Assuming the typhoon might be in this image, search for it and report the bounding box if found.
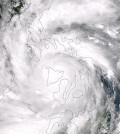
[0,0,120,134]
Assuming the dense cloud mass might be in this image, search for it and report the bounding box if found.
[0,0,120,134]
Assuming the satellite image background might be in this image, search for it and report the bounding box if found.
[0,0,120,134]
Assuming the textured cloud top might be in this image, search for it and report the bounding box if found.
[0,0,120,134]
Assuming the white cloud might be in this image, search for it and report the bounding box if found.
[40,0,117,28]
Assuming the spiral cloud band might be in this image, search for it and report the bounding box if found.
[0,0,120,134]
